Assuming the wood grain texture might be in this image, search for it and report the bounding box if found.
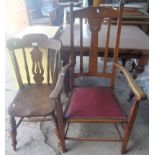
[7,34,62,151]
[48,2,147,153]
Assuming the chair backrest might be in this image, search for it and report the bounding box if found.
[70,0,124,87]
[7,34,62,89]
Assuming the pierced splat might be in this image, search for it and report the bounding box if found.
[88,18,103,73]
[30,47,44,84]
[7,35,62,151]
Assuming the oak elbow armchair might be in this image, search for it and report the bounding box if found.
[50,1,147,154]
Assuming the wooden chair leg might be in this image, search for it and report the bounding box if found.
[121,126,130,154]
[56,99,66,153]
[10,116,17,151]
[51,113,61,147]
[58,121,66,153]
[121,100,139,154]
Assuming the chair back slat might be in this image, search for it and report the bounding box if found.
[7,34,62,88]
[113,5,124,64]
[70,5,75,63]
[88,18,102,73]
[111,4,124,87]
[30,46,44,84]
[22,48,30,84]
[51,50,62,89]
[49,50,56,87]
[47,49,50,85]
[103,17,111,73]
[80,18,83,73]
[70,2,124,86]
[10,50,23,88]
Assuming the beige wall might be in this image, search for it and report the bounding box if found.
[5,0,29,37]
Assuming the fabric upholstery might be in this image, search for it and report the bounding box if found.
[65,87,126,119]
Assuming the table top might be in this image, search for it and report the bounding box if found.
[16,25,61,39]
[60,24,149,54]
[58,1,82,7]
[101,3,146,9]
[15,24,149,55]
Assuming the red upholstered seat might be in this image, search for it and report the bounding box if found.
[64,87,126,119]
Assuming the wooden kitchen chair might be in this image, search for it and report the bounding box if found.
[7,34,62,151]
[50,1,146,154]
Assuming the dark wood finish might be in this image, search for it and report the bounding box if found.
[61,5,149,70]
[60,24,149,68]
[62,4,149,34]
[10,116,17,151]
[7,34,62,150]
[50,1,147,154]
[121,98,140,153]
[115,7,149,34]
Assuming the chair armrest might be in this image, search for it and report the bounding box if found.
[50,63,74,99]
[114,63,147,101]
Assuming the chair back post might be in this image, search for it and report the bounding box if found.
[70,3,75,64]
[113,0,124,63]
[70,3,76,89]
[111,0,124,88]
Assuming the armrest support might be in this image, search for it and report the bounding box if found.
[114,63,147,101]
[50,63,74,99]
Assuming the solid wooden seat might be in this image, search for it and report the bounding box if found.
[8,84,53,117]
[6,34,62,151]
[65,87,126,120]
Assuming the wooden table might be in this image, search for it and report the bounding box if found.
[60,4,149,34]
[15,24,149,67]
[59,24,149,66]
[16,25,61,38]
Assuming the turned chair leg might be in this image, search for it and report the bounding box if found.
[57,111,65,153]
[58,122,65,153]
[56,100,66,153]
[51,113,62,148]
[10,116,17,151]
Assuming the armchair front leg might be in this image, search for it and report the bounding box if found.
[114,63,147,153]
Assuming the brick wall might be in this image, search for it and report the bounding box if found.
[5,0,29,37]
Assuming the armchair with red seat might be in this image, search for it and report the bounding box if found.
[50,1,146,154]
